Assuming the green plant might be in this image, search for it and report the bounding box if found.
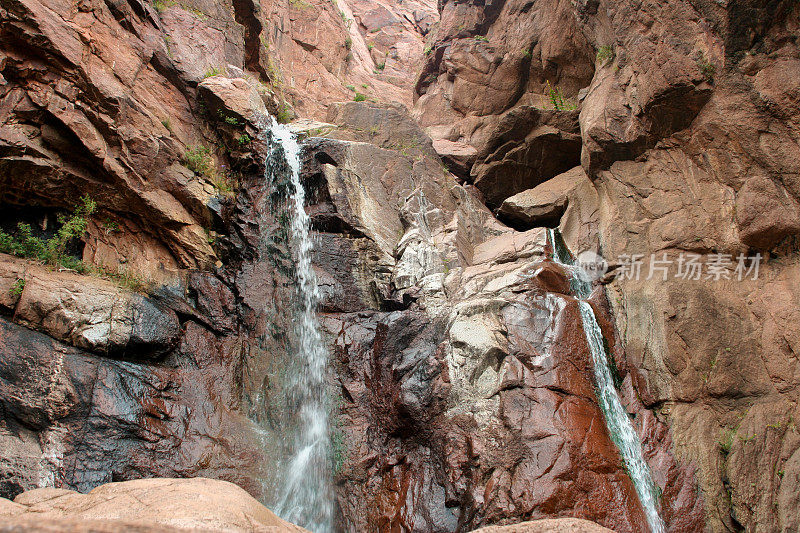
[182,145,214,176]
[368,43,374,51]
[203,66,224,79]
[345,84,355,91]
[596,45,614,63]
[361,83,368,88]
[101,218,120,234]
[236,133,252,146]
[423,45,431,55]
[697,55,716,82]
[276,103,293,124]
[344,37,352,50]
[376,61,385,70]
[223,115,241,126]
[545,80,577,111]
[353,92,366,102]
[521,48,532,59]
[0,196,96,270]
[210,172,235,195]
[152,0,176,13]
[719,428,735,454]
[92,265,151,293]
[288,0,311,8]
[474,35,488,42]
[161,118,172,132]
[10,278,25,296]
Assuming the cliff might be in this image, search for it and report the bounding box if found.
[0,0,798,532]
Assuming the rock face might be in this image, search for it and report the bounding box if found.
[470,519,615,533]
[0,477,307,532]
[410,0,800,531]
[0,0,798,533]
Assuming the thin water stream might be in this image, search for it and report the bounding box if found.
[548,229,665,533]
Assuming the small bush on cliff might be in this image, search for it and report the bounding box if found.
[276,103,294,124]
[10,278,25,296]
[697,54,716,82]
[183,145,214,176]
[0,196,96,270]
[545,80,577,111]
[596,45,614,63]
[152,0,176,13]
[353,92,366,102]
[203,66,224,79]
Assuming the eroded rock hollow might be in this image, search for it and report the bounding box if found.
[1,0,799,532]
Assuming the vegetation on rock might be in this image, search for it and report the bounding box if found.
[0,195,96,271]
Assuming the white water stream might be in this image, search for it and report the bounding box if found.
[264,119,333,532]
[548,229,665,533]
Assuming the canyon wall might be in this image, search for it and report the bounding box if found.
[1,0,798,532]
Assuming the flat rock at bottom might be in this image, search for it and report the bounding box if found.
[470,518,615,532]
[0,478,307,533]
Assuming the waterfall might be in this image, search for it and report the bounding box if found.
[548,229,665,533]
[262,118,333,532]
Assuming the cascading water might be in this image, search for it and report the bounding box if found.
[547,229,665,533]
[262,118,333,532]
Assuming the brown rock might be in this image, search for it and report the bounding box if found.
[198,76,269,126]
[1,478,306,532]
[498,167,586,230]
[470,518,615,532]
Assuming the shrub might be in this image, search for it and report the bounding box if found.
[152,0,176,13]
[697,55,716,82]
[182,145,214,176]
[203,66,224,79]
[376,61,385,70]
[276,103,293,124]
[236,133,252,146]
[423,46,432,55]
[344,37,352,50]
[353,92,366,102]
[596,45,614,63]
[474,35,488,42]
[368,43,374,51]
[0,195,96,270]
[10,278,25,296]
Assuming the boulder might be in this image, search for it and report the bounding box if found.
[498,167,586,230]
[2,255,180,359]
[0,478,307,532]
[198,76,269,126]
[470,518,615,532]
